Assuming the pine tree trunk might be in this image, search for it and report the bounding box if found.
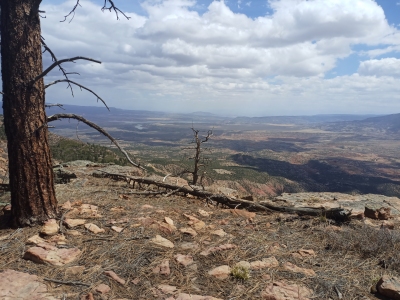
[1,0,58,226]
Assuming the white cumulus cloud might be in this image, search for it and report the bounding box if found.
[358,58,400,77]
[39,0,400,115]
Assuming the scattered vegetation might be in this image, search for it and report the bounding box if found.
[231,265,250,281]
[324,224,400,269]
[49,138,128,165]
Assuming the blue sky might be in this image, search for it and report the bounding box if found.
[39,0,400,116]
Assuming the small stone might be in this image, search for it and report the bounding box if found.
[27,235,46,245]
[365,205,391,220]
[65,266,85,276]
[40,219,59,236]
[262,274,271,280]
[175,254,194,267]
[155,222,176,235]
[64,218,86,228]
[292,249,315,259]
[24,243,81,266]
[78,204,101,217]
[165,217,174,225]
[104,270,125,285]
[325,225,342,232]
[180,227,198,237]
[381,221,395,230]
[141,204,154,209]
[132,278,140,285]
[111,226,124,233]
[151,235,174,248]
[84,223,105,234]
[157,284,177,295]
[193,220,206,231]
[94,283,111,294]
[48,234,67,245]
[210,229,227,237]
[184,214,206,230]
[198,209,211,217]
[66,230,82,236]
[250,257,279,270]
[153,260,170,275]
[283,262,316,277]
[61,201,72,210]
[111,206,125,211]
[179,242,199,250]
[65,208,79,217]
[377,275,400,300]
[208,265,231,280]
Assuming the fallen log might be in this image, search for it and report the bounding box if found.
[97,170,352,221]
[97,170,274,212]
[259,201,351,221]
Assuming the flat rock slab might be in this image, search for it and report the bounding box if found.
[24,243,81,266]
[84,223,105,234]
[0,269,57,300]
[208,265,231,280]
[153,259,171,275]
[175,294,223,300]
[151,235,174,248]
[64,218,86,228]
[272,192,400,216]
[377,275,400,300]
[261,281,313,300]
[40,219,59,236]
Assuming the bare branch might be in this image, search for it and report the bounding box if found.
[62,0,130,22]
[43,278,90,287]
[61,0,81,23]
[41,37,76,95]
[45,79,110,111]
[0,92,4,95]
[101,0,131,20]
[32,56,101,84]
[47,114,145,170]
[45,103,65,110]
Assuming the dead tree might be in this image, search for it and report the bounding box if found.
[179,127,213,186]
[0,0,138,226]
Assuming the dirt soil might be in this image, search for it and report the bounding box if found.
[0,165,399,300]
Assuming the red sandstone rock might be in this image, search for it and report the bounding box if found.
[24,243,81,266]
[261,281,313,300]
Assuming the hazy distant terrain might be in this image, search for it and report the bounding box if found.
[47,105,400,197]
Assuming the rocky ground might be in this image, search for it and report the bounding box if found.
[1,163,400,299]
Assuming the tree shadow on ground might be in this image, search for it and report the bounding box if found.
[231,154,400,196]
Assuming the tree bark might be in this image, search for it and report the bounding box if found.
[1,0,58,226]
